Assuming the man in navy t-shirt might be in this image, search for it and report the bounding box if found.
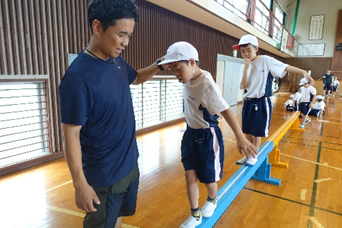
[59,1,165,227]
[321,69,334,96]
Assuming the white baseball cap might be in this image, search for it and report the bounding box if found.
[316,95,323,100]
[158,41,199,65]
[289,94,294,98]
[299,78,308,85]
[232,34,259,50]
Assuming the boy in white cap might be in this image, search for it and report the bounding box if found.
[298,77,317,128]
[158,41,258,228]
[284,94,295,111]
[308,95,325,117]
[232,34,314,165]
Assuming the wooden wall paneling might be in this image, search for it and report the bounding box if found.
[332,9,342,79]
[0,1,7,74]
[285,57,332,80]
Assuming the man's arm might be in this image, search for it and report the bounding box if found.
[220,109,258,158]
[132,57,165,85]
[62,123,100,212]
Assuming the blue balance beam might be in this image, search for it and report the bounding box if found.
[197,140,280,228]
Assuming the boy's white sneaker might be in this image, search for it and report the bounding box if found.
[201,199,218,217]
[300,124,305,129]
[180,214,202,228]
[236,156,247,165]
[245,156,258,166]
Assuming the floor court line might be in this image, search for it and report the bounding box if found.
[309,216,325,228]
[300,189,307,200]
[280,153,342,171]
[46,180,73,192]
[315,178,332,183]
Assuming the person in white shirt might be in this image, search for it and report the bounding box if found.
[332,77,340,97]
[158,41,258,228]
[284,95,295,111]
[298,78,316,128]
[293,90,302,111]
[231,34,314,166]
[308,95,325,117]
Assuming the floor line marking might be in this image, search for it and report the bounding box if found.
[315,178,332,183]
[280,153,342,171]
[300,189,307,200]
[223,138,237,143]
[317,120,331,123]
[46,180,73,192]
[48,205,85,217]
[309,217,325,228]
[48,206,140,228]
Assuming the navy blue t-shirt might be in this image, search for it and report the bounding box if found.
[59,52,138,187]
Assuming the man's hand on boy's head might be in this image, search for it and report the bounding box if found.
[163,63,169,70]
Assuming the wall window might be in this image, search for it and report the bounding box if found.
[0,80,51,168]
[216,0,249,20]
[130,77,183,130]
[255,0,271,35]
[273,5,285,43]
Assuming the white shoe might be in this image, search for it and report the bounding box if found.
[236,156,247,165]
[245,156,258,166]
[300,124,305,129]
[180,214,202,228]
[201,199,217,217]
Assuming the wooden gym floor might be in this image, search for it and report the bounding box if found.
[1,92,341,228]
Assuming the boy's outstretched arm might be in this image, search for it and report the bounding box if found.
[220,109,258,158]
[286,66,315,86]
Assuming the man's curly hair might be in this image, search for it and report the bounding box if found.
[88,0,139,34]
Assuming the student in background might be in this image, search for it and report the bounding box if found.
[284,94,295,111]
[308,95,325,118]
[332,76,340,97]
[293,89,302,111]
[298,78,317,128]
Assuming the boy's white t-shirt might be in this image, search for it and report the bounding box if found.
[183,70,229,129]
[284,99,294,106]
[239,55,288,98]
[293,92,302,103]
[313,101,325,110]
[300,85,316,102]
[333,80,339,87]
